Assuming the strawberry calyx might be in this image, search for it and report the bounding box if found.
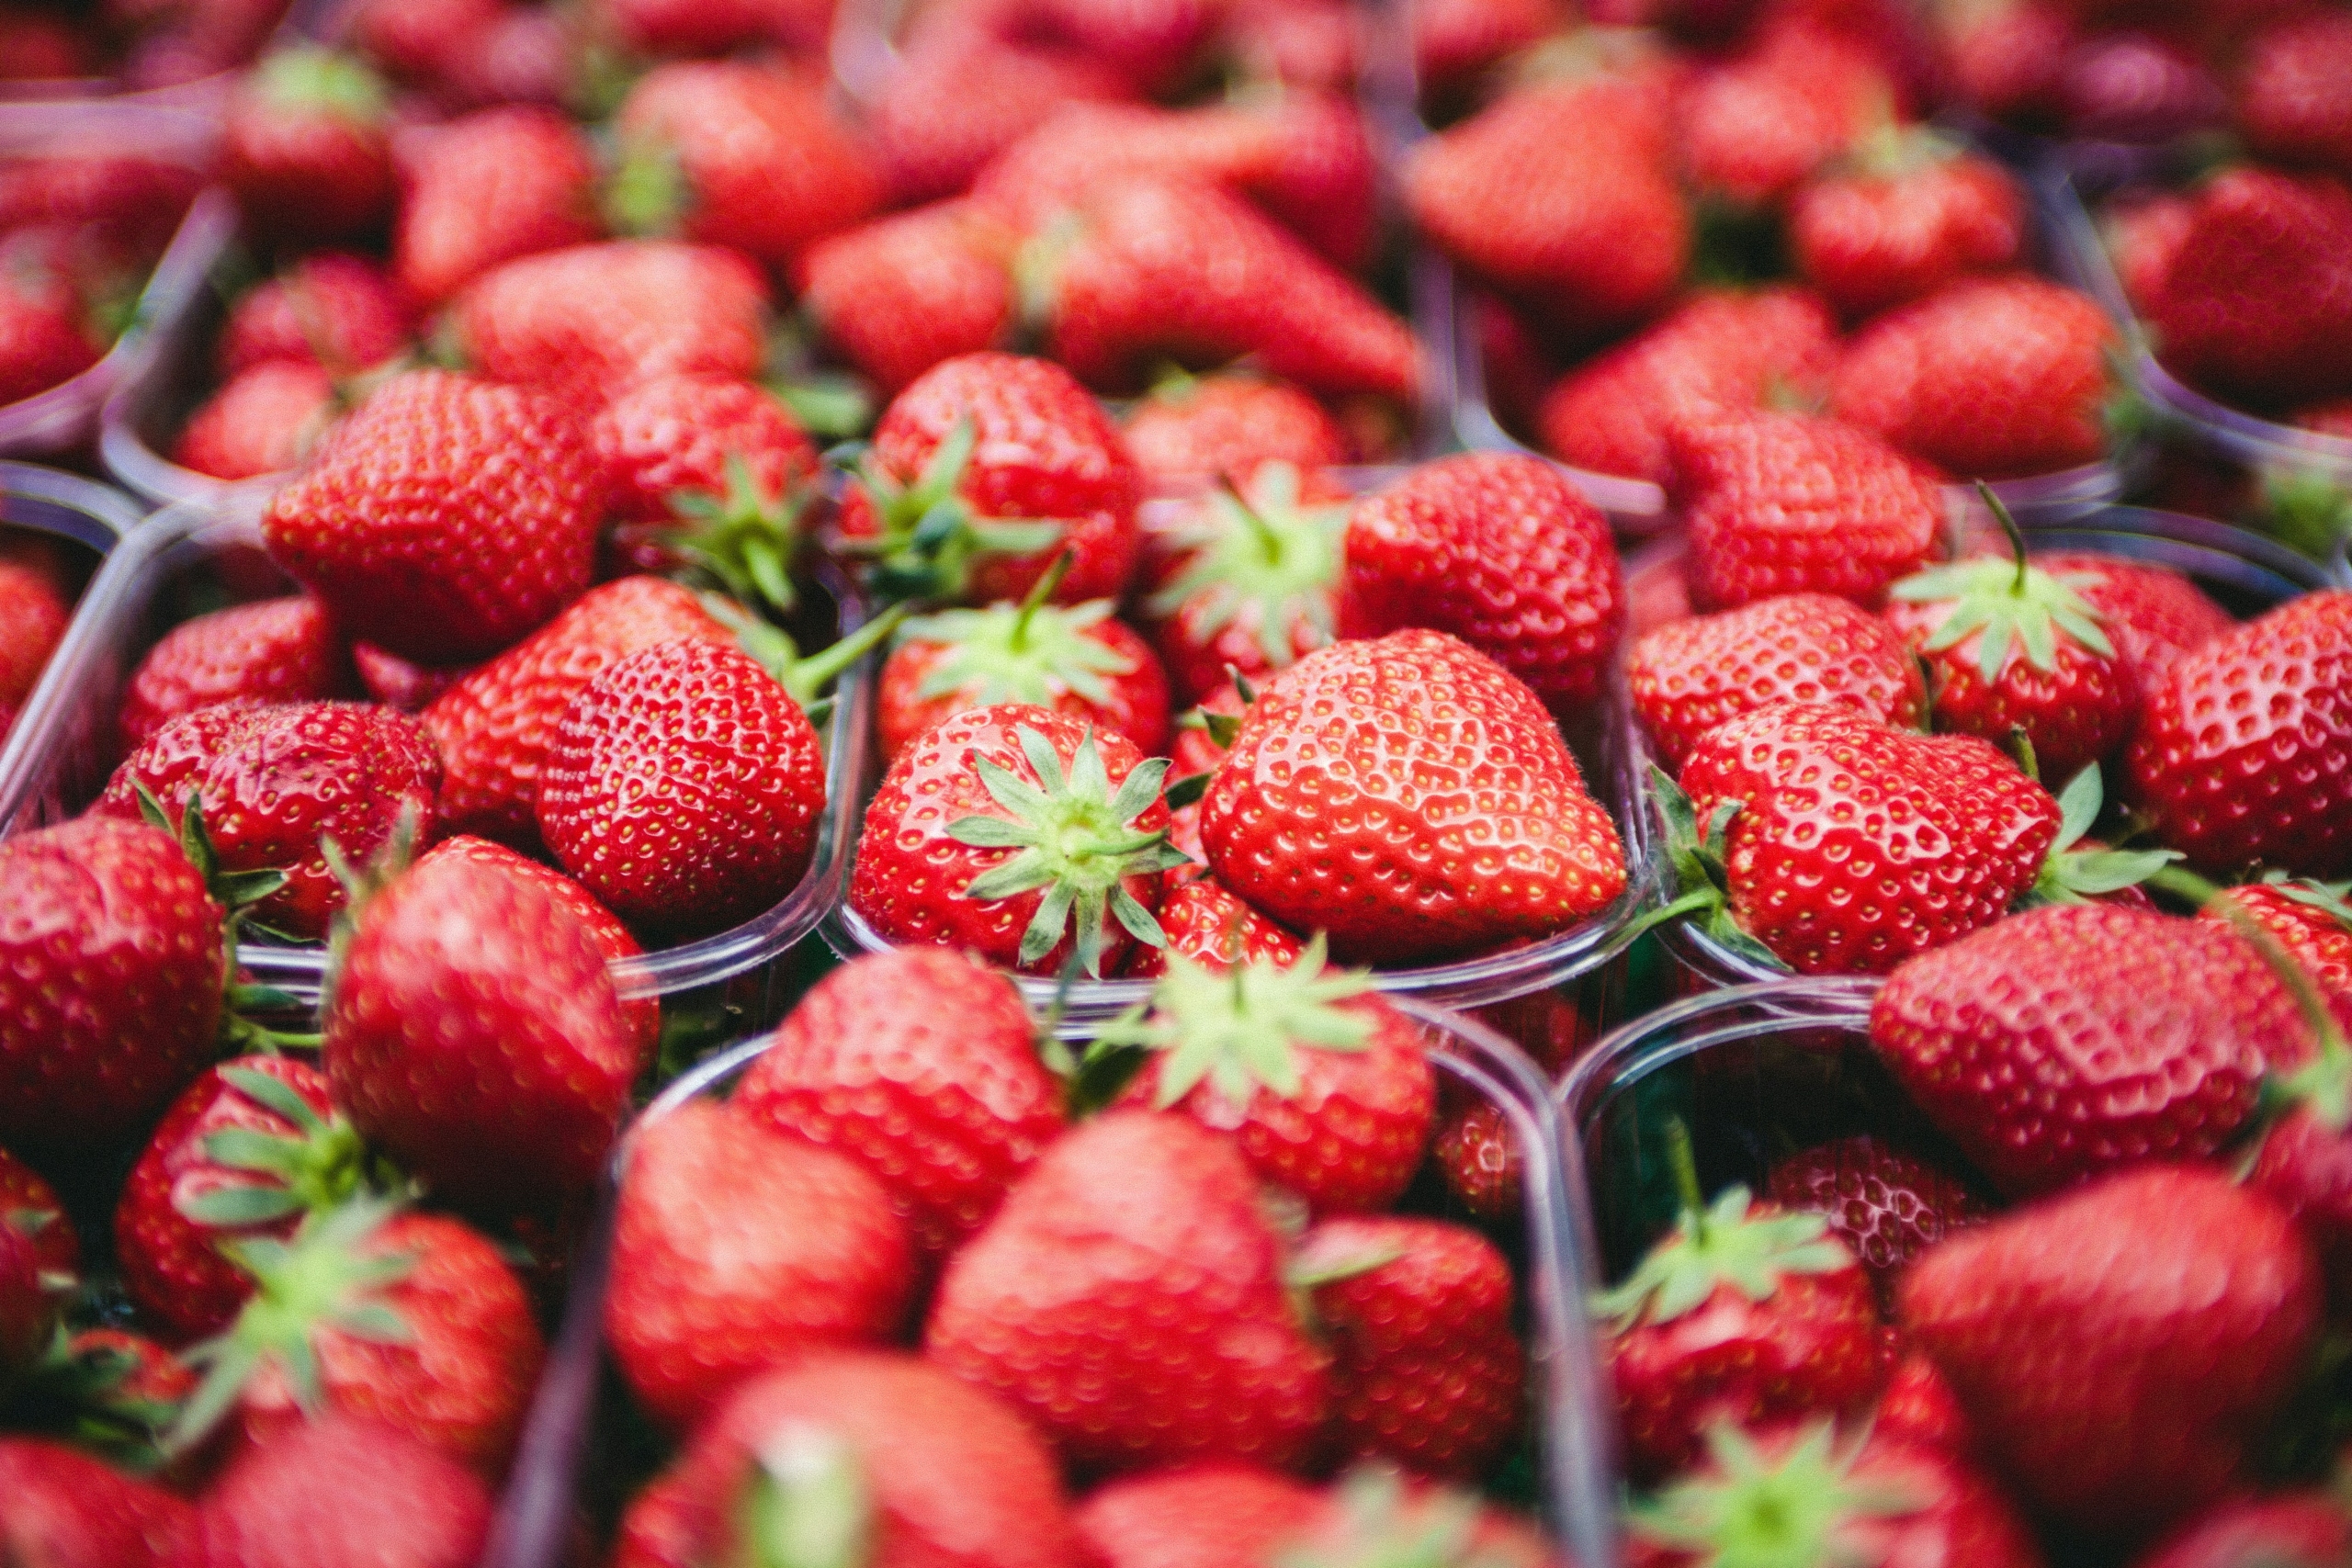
[946,726,1189,976]
[250,46,390,124]
[731,1420,873,1568]
[2027,764,2179,906]
[1143,462,1347,671]
[2256,464,2352,563]
[1888,484,2114,684]
[1631,766,1790,974]
[1167,669,1257,811]
[2264,871,2352,934]
[833,420,1067,604]
[1096,936,1374,1111]
[1273,1465,1515,1568]
[898,550,1141,710]
[698,592,913,714]
[7,1329,187,1473]
[642,450,811,616]
[604,131,690,240]
[173,1066,384,1234]
[1626,1421,1931,1565]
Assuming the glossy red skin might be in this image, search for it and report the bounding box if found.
[0,1437,192,1566]
[1169,678,1246,784]
[1792,153,2025,318]
[2205,882,2352,1018]
[1535,288,1838,485]
[1671,412,1944,614]
[796,202,1014,398]
[217,254,408,379]
[1122,375,1349,487]
[1076,1464,1323,1568]
[604,1103,912,1429]
[2250,1104,2352,1313]
[926,1111,1331,1474]
[615,62,881,273]
[2032,549,2232,694]
[2141,168,2352,407]
[1876,1348,1975,1455]
[1124,876,1304,977]
[1900,1166,2323,1536]
[116,597,356,754]
[391,106,597,307]
[1676,17,1887,206]
[115,1058,337,1346]
[173,361,336,483]
[0,156,198,248]
[261,369,603,664]
[971,99,1284,237]
[839,352,1144,606]
[0,558,67,709]
[1342,454,1624,712]
[2239,14,2352,180]
[181,1416,492,1568]
[0,818,223,1156]
[866,29,1122,206]
[0,268,96,408]
[1202,629,1627,964]
[1766,1136,1991,1304]
[2134,1490,2352,1568]
[731,948,1065,1263]
[1302,1215,1523,1480]
[0,1144,74,1278]
[1629,592,1924,770]
[849,703,1170,976]
[1236,93,1378,271]
[96,701,441,942]
[1951,2,2071,127]
[878,613,1170,761]
[424,575,730,846]
[323,850,637,1214]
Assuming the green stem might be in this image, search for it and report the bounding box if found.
[2151,866,2348,1055]
[1216,473,1284,566]
[1009,550,1074,655]
[783,602,915,708]
[1973,479,2030,597]
[1621,886,1724,943]
[1666,1118,1706,1246]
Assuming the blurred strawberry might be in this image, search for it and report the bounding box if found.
[0,251,100,406]
[1124,371,1349,487]
[1077,1464,1323,1568]
[1950,2,2073,130]
[0,557,67,712]
[1140,462,1349,705]
[1677,17,1890,206]
[2240,13,2352,178]
[1790,134,2025,318]
[392,106,597,308]
[178,1416,492,1568]
[1765,1136,1990,1305]
[0,1438,192,1566]
[173,360,336,482]
[607,0,834,54]
[866,28,1121,206]
[218,254,408,380]
[797,202,1014,397]
[2060,30,2227,145]
[2134,1491,2352,1568]
[222,48,394,246]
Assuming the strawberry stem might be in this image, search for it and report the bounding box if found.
[1973,480,2030,597]
[1666,1118,1706,1244]
[1010,550,1075,655]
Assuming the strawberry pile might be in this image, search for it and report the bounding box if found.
[0,519,84,746]
[0,0,291,92]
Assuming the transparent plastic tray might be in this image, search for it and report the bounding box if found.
[0,460,139,796]
[481,997,1623,1568]
[0,489,874,1027]
[98,196,250,511]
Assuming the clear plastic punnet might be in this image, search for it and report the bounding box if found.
[480,997,1624,1568]
[96,200,245,511]
[0,461,140,809]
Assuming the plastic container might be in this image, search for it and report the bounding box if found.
[98,200,254,511]
[0,488,876,1034]
[480,997,1623,1568]
[0,460,140,789]
[0,0,330,110]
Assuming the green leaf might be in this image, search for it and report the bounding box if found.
[175,1185,304,1227]
[944,815,1040,850]
[219,1066,326,1134]
[1165,771,1210,811]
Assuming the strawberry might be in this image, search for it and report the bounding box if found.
[971,99,1285,238]
[1626,1421,2042,1568]
[838,351,1144,606]
[345,0,499,83]
[535,637,829,940]
[350,643,468,713]
[1789,136,2025,318]
[0,1220,51,1393]
[262,368,601,664]
[1125,875,1306,976]
[1037,179,1421,402]
[2239,13,2352,178]
[0,556,68,710]
[1670,412,1943,614]
[2134,1491,2352,1568]
[1533,288,1838,486]
[604,1101,912,1428]
[847,704,1183,977]
[926,1110,1332,1473]
[1202,629,1627,963]
[0,255,100,405]
[1873,1349,1974,1456]
[172,1201,544,1477]
[866,31,1121,206]
[609,62,882,275]
[117,597,355,756]
[1283,1469,1561,1566]
[221,50,395,247]
[1657,703,2061,975]
[1677,17,1891,206]
[1764,1136,1990,1304]
[989,0,1223,95]
[1951,2,2072,130]
[0,1143,75,1278]
[606,0,832,55]
[1433,1096,1521,1223]
[1107,942,1436,1213]
[217,254,408,380]
[1595,1179,1882,1479]
[322,840,639,1213]
[2033,548,2233,693]
[1122,372,1350,487]
[1294,1216,1523,1480]
[731,948,1063,1262]
[0,1438,191,1566]
[114,1059,372,1345]
[1900,1165,2322,1535]
[796,201,1015,398]
[172,361,337,483]
[390,106,596,308]
[2127,589,2352,877]
[96,702,440,942]
[30,1327,198,1470]
[2055,32,2230,146]
[1341,453,1625,713]
[176,1416,492,1568]
[1076,1464,1324,1568]
[1413,0,1562,101]
[2211,878,2352,1015]
[0,817,223,1156]
[1627,592,1925,770]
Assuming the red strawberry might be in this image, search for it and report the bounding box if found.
[1660,704,2061,975]
[603,1101,912,1428]
[2032,549,2233,693]
[2210,878,2352,1015]
[1534,288,1838,486]
[1283,1470,1561,1566]
[2134,1490,2352,1568]
[2239,13,2352,179]
[865,31,1121,206]
[609,62,881,275]
[172,362,338,483]
[1109,942,1436,1214]
[350,643,468,714]
[989,0,1222,95]
[1677,17,1890,206]
[222,50,394,247]
[1900,1165,2322,1535]
[1672,412,1943,614]
[2128,589,2352,877]
[0,1438,192,1566]
[0,1220,51,1393]
[1202,629,1627,963]
[0,556,68,710]
[177,1416,492,1568]
[1295,1216,1523,1480]
[1122,372,1350,487]
[117,597,356,755]
[96,702,440,942]
[731,947,1064,1263]
[1873,1349,1974,1456]
[0,255,99,405]
[796,201,1015,398]
[607,0,832,55]
[926,1110,1332,1473]
[1414,0,1562,101]
[1125,875,1306,976]
[0,1144,74,1278]
[1765,1136,1990,1304]
[262,368,601,664]
[1432,1096,1521,1223]
[1951,2,2072,130]
[1342,453,1625,713]
[217,254,408,380]
[1076,1463,1324,1568]
[345,0,499,83]
[391,106,596,308]
[847,704,1182,977]
[1627,592,1925,770]
[971,98,1282,240]
[322,842,638,1213]
[1790,137,2025,318]
[839,351,1144,606]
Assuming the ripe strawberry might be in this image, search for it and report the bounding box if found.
[991,0,1223,95]
[1125,875,1306,976]
[2033,548,2233,693]
[1076,1464,1324,1568]
[604,1101,912,1428]
[1790,138,2025,318]
[1533,288,1839,486]
[1295,1216,1523,1480]
[1038,179,1420,402]
[0,255,99,405]
[2210,878,2352,1015]
[0,1221,51,1393]
[1677,17,1890,206]
[0,1143,75,1278]
[178,1416,492,1568]
[609,62,881,275]
[261,368,602,664]
[1414,0,1562,101]
[866,30,1121,206]
[1122,372,1350,487]
[350,643,467,713]
[117,597,356,755]
[1342,453,1625,713]
[1596,1181,1882,1480]
[390,106,596,308]
[345,0,499,84]
[926,1110,1331,1473]
[114,1059,371,1345]
[1951,2,2072,130]
[1627,592,1925,770]
[0,1438,192,1566]
[0,557,68,710]
[848,705,1182,977]
[172,361,338,483]
[222,50,395,247]
[1108,942,1436,1213]
[322,842,639,1213]
[96,702,440,942]
[974,97,1282,232]
[174,1202,544,1476]
[607,0,832,55]
[1670,412,1943,614]
[2134,1490,2352,1568]
[796,201,1015,397]
[1900,1165,2322,1535]
[1433,1096,1521,1223]
[1765,1136,1990,1304]
[2056,31,2232,146]
[1660,704,2061,975]
[2239,13,2352,178]
[1874,1349,1973,1456]
[2127,590,2352,877]
[1283,1469,1560,1566]
[28,1327,198,1472]
[218,253,408,380]
[838,351,1144,606]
